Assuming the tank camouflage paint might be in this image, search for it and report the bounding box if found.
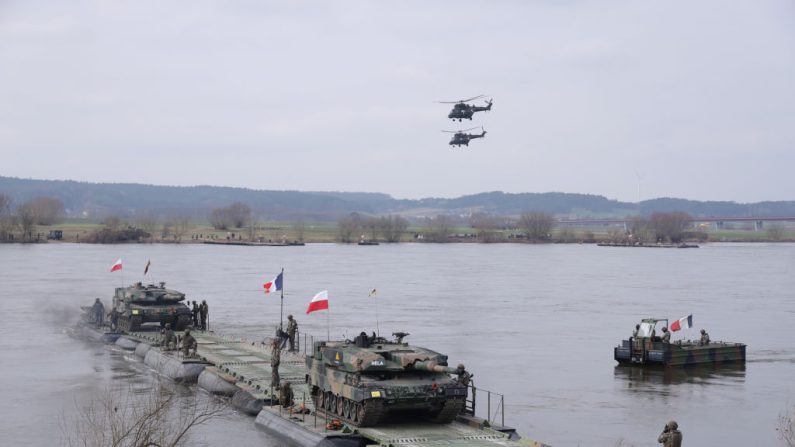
[615,318,746,366]
[111,282,192,332]
[306,333,468,427]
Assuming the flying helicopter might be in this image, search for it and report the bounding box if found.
[443,127,487,147]
[438,95,493,121]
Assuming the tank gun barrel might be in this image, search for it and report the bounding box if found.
[412,360,458,374]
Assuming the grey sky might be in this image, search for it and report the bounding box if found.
[1,1,793,202]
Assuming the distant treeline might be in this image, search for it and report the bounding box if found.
[2,176,795,222]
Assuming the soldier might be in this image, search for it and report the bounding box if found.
[632,324,640,338]
[271,338,281,389]
[182,329,197,357]
[699,329,710,345]
[161,323,176,350]
[191,301,199,327]
[286,315,298,352]
[657,420,682,447]
[456,364,473,387]
[660,327,671,343]
[199,300,208,331]
[92,298,105,326]
[279,380,293,407]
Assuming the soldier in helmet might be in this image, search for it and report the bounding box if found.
[699,329,710,346]
[199,300,208,331]
[279,380,293,407]
[456,364,473,387]
[660,327,671,343]
[182,329,197,357]
[191,301,199,327]
[286,315,298,352]
[271,338,281,389]
[632,324,640,338]
[658,420,682,447]
[161,323,176,350]
[92,298,105,326]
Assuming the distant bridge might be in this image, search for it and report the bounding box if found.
[556,216,795,231]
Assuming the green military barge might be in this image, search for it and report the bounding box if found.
[614,318,746,367]
[76,311,548,447]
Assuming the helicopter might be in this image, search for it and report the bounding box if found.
[438,95,493,121]
[443,127,487,147]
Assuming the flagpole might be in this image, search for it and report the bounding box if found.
[374,289,380,338]
[279,267,284,330]
[326,304,330,342]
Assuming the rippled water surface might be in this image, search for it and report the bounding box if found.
[1,242,794,446]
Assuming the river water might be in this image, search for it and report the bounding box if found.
[1,242,794,446]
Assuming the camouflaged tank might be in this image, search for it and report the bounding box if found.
[306,332,469,427]
[110,282,192,332]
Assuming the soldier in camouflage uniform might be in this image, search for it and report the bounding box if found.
[279,380,293,407]
[92,298,105,326]
[199,300,208,331]
[456,364,473,387]
[699,329,710,345]
[657,420,682,447]
[161,323,176,350]
[271,338,281,389]
[660,327,671,343]
[286,315,298,352]
[182,329,197,357]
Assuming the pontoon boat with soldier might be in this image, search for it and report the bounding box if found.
[614,318,746,367]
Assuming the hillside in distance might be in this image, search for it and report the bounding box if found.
[2,176,794,221]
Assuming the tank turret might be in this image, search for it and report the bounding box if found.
[110,282,192,332]
[306,331,469,427]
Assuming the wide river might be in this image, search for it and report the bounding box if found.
[1,242,794,446]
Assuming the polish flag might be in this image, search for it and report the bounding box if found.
[110,259,123,272]
[670,314,693,332]
[306,290,329,314]
[263,272,283,294]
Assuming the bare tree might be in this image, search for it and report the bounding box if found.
[767,225,786,241]
[172,218,192,242]
[470,212,502,243]
[0,193,15,241]
[337,213,362,243]
[136,212,159,239]
[104,216,122,231]
[209,208,231,230]
[424,215,453,242]
[161,221,173,240]
[17,202,36,241]
[518,211,554,242]
[378,215,409,243]
[27,196,65,225]
[648,211,692,243]
[779,404,795,447]
[629,216,653,243]
[227,202,251,228]
[364,217,380,241]
[292,220,306,243]
[61,383,226,447]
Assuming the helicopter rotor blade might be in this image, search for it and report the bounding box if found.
[461,127,479,132]
[437,94,487,104]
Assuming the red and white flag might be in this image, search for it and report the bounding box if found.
[110,259,123,272]
[671,314,693,332]
[306,290,329,314]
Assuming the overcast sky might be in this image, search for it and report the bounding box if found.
[1,1,793,202]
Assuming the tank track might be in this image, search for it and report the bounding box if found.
[312,389,386,427]
[427,397,465,424]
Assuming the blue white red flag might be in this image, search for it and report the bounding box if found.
[670,314,692,332]
[263,272,283,294]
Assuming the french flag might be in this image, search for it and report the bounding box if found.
[670,314,693,332]
[306,290,329,314]
[263,272,283,294]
